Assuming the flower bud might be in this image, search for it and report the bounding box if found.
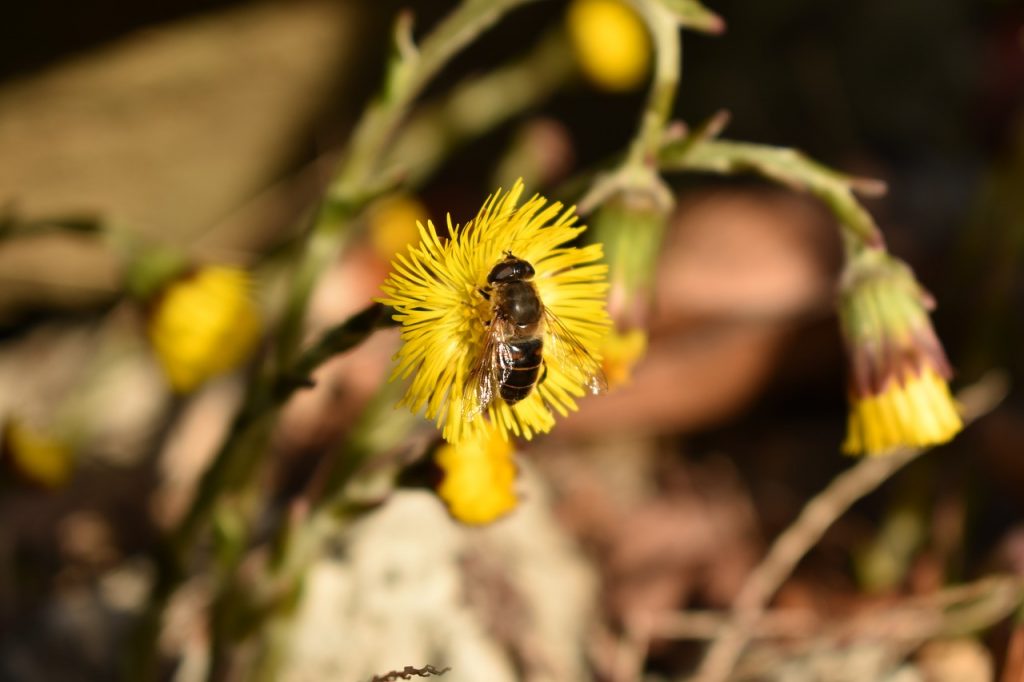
[147,266,262,393]
[839,248,962,455]
[589,186,667,387]
[436,425,518,525]
[567,0,651,92]
[2,418,74,488]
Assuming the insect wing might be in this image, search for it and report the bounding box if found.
[542,307,609,395]
[463,318,515,419]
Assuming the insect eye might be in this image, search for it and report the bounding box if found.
[486,263,510,284]
[487,257,534,283]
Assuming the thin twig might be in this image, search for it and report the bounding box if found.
[692,372,1009,682]
[615,573,1022,681]
[369,665,451,681]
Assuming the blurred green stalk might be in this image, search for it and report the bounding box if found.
[660,134,887,249]
[129,1,551,678]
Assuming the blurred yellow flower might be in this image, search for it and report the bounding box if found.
[148,266,262,393]
[601,327,647,389]
[839,249,962,455]
[365,194,429,261]
[567,0,651,92]
[436,425,518,525]
[378,179,610,444]
[2,419,74,488]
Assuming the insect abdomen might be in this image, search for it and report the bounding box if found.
[500,337,543,404]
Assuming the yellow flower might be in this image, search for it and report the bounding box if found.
[365,194,429,261]
[839,248,962,455]
[436,425,518,525]
[601,327,648,389]
[567,0,651,92]
[148,266,262,393]
[378,179,610,444]
[2,418,74,488]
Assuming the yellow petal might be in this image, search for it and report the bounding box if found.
[844,368,963,456]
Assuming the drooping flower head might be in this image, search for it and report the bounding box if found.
[148,266,262,393]
[839,248,962,455]
[378,179,610,444]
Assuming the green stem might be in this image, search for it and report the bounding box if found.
[385,28,573,188]
[134,3,540,676]
[193,0,538,555]
[274,0,537,371]
[660,137,887,248]
[329,0,537,202]
[627,0,681,169]
[181,304,397,548]
[134,2,585,677]
[129,304,396,679]
[273,207,355,370]
[247,378,419,681]
[577,0,681,215]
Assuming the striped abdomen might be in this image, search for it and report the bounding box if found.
[499,336,544,404]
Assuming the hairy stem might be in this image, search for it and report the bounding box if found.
[660,136,887,248]
[627,0,681,168]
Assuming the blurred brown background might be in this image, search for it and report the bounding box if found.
[1,0,1022,680]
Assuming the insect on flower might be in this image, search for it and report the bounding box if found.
[379,179,611,444]
[468,252,607,419]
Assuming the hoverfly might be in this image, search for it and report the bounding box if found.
[464,252,607,419]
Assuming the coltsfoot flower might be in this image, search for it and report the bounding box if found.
[148,266,262,393]
[436,424,518,525]
[378,179,610,444]
[839,248,962,455]
[567,0,651,92]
